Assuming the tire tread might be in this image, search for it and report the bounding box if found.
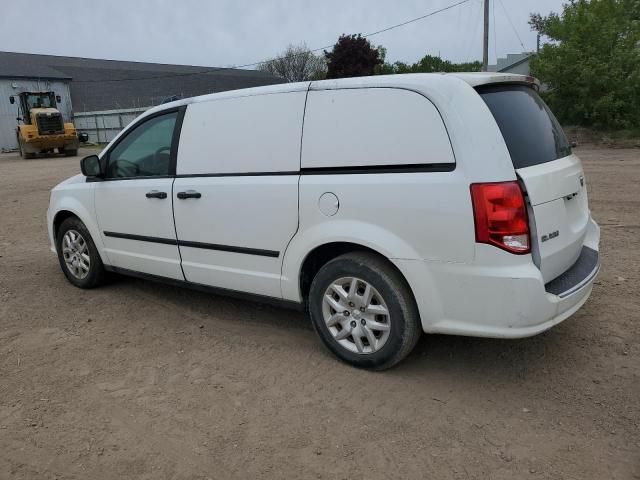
[56,217,105,289]
[309,251,421,370]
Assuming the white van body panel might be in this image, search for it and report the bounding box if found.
[94,178,183,280]
[173,175,298,297]
[173,91,304,296]
[280,171,475,300]
[47,175,107,262]
[301,88,455,168]
[176,91,306,175]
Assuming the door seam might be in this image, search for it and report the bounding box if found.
[278,83,310,299]
[170,177,187,280]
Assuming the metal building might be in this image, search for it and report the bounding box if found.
[488,52,533,75]
[0,51,282,150]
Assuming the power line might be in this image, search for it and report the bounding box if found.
[354,0,473,39]
[74,0,474,84]
[497,0,526,51]
[492,0,498,63]
[465,0,483,63]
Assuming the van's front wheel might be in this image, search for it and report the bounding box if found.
[308,252,421,370]
[56,217,105,289]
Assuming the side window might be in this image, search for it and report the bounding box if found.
[106,112,177,178]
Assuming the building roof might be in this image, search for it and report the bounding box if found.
[497,54,533,73]
[0,51,283,111]
[491,52,533,73]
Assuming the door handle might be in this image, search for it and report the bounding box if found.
[145,190,167,199]
[177,190,202,199]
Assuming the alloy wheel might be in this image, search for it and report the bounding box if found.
[62,230,90,279]
[322,276,391,354]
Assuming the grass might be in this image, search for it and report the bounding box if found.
[564,126,640,148]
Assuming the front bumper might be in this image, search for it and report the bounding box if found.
[23,134,79,153]
[394,217,600,338]
[46,207,56,254]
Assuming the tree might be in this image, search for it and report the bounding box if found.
[377,54,482,74]
[258,44,326,82]
[529,0,640,129]
[324,34,383,79]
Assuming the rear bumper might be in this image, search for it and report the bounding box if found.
[545,246,599,298]
[394,217,600,338]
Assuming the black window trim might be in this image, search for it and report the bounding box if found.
[95,105,186,182]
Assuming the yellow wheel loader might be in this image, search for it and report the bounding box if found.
[9,91,87,158]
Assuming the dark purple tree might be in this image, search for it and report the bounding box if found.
[324,34,383,79]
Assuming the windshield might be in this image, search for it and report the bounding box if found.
[25,93,56,109]
[477,84,571,169]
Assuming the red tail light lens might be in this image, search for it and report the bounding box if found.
[470,181,530,254]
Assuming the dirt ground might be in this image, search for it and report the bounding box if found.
[0,146,638,480]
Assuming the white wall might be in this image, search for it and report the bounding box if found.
[0,78,73,151]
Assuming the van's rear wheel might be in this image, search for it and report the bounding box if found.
[308,252,421,370]
[56,217,105,289]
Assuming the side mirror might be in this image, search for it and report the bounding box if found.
[56,95,61,103]
[80,155,103,178]
[9,96,14,104]
[78,132,89,143]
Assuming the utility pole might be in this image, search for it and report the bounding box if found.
[482,0,490,71]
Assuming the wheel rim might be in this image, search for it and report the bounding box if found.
[62,230,90,279]
[322,277,391,354]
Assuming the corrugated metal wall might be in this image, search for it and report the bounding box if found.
[73,107,147,143]
[0,79,73,151]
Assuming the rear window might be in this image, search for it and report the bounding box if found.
[477,84,571,169]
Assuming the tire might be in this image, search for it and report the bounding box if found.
[55,217,105,289]
[59,148,78,156]
[308,252,421,370]
[18,137,35,159]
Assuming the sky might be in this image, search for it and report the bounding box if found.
[0,0,566,68]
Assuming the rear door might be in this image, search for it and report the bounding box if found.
[478,84,590,282]
[172,91,306,298]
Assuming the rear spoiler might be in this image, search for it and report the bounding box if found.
[449,73,541,90]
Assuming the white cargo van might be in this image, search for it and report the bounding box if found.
[47,73,600,369]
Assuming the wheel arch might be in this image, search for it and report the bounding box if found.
[53,209,79,239]
[49,201,109,265]
[295,241,417,313]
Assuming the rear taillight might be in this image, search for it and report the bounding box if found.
[470,181,530,254]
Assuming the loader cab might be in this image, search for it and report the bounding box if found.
[10,91,60,125]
